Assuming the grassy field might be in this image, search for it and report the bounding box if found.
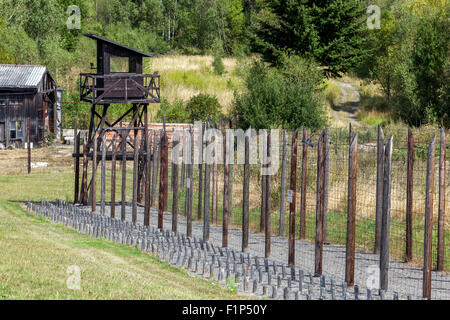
[0,147,243,300]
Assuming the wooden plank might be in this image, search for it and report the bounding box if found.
[91,131,98,213]
[73,117,79,202]
[172,134,180,234]
[314,131,325,277]
[223,128,230,247]
[111,133,117,219]
[423,135,436,299]
[101,133,107,216]
[203,121,211,241]
[187,129,194,237]
[81,134,88,205]
[27,117,31,174]
[265,131,272,259]
[242,133,250,252]
[288,130,298,266]
[374,126,385,254]
[132,132,139,224]
[144,131,152,226]
[279,130,288,236]
[121,131,127,221]
[345,129,358,286]
[406,127,414,261]
[437,127,446,271]
[380,136,393,292]
[300,128,308,239]
[158,123,169,230]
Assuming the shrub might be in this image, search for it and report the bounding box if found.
[212,54,225,76]
[232,55,327,130]
[186,93,222,122]
[156,99,189,123]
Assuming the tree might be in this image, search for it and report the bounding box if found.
[252,0,367,77]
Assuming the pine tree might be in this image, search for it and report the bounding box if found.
[252,0,367,77]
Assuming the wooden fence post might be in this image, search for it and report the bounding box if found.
[111,133,117,219]
[406,128,414,261]
[223,128,230,247]
[423,135,436,299]
[265,131,272,259]
[280,130,288,236]
[27,117,31,175]
[288,130,298,266]
[81,134,88,205]
[242,132,250,252]
[101,133,107,216]
[345,128,358,286]
[197,124,204,220]
[300,128,308,239]
[260,130,267,234]
[212,138,218,225]
[380,136,393,292]
[172,134,179,233]
[121,131,127,221]
[314,131,325,277]
[91,131,98,213]
[437,127,446,271]
[187,128,194,237]
[323,128,330,244]
[150,132,159,207]
[132,132,139,223]
[144,131,152,226]
[374,126,385,254]
[73,117,79,202]
[203,121,211,241]
[158,122,169,230]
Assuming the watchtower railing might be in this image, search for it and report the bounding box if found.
[80,73,160,104]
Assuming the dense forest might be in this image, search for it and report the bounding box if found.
[0,0,448,129]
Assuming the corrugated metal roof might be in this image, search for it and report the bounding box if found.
[0,65,47,88]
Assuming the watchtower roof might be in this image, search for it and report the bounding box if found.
[84,34,153,57]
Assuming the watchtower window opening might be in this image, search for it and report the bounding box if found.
[110,57,129,73]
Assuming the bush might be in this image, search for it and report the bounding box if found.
[156,94,223,123]
[186,94,222,122]
[232,55,327,130]
[212,54,225,76]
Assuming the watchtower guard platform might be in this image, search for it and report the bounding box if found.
[74,34,161,207]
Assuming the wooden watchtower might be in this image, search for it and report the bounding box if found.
[75,34,160,206]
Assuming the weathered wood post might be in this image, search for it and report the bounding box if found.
[101,133,107,216]
[242,132,250,252]
[186,128,194,237]
[172,133,180,234]
[423,135,436,299]
[203,120,211,241]
[323,128,330,244]
[212,131,218,225]
[73,117,79,202]
[345,127,358,286]
[81,135,88,205]
[280,130,288,236]
[375,126,385,254]
[150,132,159,207]
[144,131,152,226]
[406,128,414,261]
[300,128,308,239]
[314,130,325,277]
[223,128,230,247]
[111,133,118,219]
[260,130,267,234]
[27,117,31,175]
[265,131,272,259]
[288,130,298,266]
[197,124,204,220]
[121,131,127,221]
[91,131,98,213]
[132,132,139,223]
[158,120,169,230]
[380,136,393,292]
[437,127,446,271]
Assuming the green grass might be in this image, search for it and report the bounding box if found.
[0,200,243,300]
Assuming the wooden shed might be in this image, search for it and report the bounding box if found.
[0,64,59,148]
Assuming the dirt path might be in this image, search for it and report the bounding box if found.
[330,80,361,127]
